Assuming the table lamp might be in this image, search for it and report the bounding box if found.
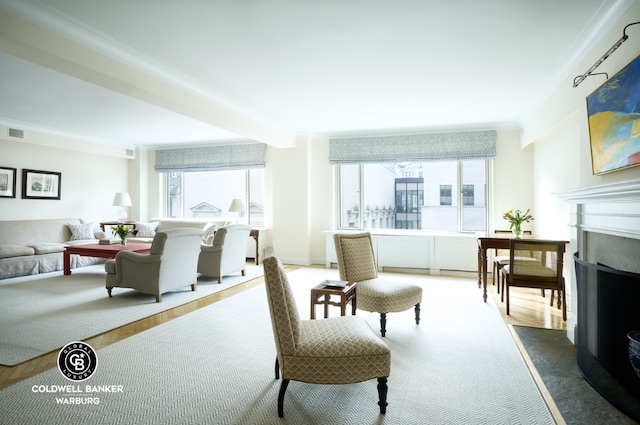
[113,192,132,223]
[228,198,245,223]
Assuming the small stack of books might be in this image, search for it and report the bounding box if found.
[321,280,348,288]
[99,238,121,245]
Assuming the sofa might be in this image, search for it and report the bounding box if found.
[125,218,223,243]
[0,218,108,279]
[127,218,259,262]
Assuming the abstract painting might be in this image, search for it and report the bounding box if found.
[586,54,640,175]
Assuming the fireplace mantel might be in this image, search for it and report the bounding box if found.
[555,179,640,203]
[555,178,640,240]
[555,178,640,343]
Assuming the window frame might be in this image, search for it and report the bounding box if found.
[336,160,490,233]
[162,169,264,226]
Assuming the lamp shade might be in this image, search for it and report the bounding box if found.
[112,192,132,207]
[228,198,245,213]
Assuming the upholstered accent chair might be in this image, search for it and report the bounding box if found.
[501,239,567,320]
[333,232,422,337]
[197,224,251,283]
[263,256,390,418]
[105,228,204,302]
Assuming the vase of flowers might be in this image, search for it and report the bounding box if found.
[503,209,534,238]
[112,223,131,246]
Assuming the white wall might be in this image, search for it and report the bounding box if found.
[0,137,131,224]
[527,2,640,237]
[267,135,314,264]
[307,136,333,264]
[492,128,533,232]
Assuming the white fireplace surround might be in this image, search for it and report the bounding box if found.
[555,178,640,344]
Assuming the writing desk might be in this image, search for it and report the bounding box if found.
[477,236,568,302]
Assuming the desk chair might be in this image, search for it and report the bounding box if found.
[492,229,532,294]
[501,239,567,321]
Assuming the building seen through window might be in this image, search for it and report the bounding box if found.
[165,169,264,226]
[338,160,487,232]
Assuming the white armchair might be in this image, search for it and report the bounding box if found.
[105,228,204,302]
[197,224,252,283]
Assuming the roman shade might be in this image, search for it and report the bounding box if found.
[154,143,266,172]
[329,130,496,164]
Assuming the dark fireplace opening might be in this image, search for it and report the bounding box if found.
[574,252,640,422]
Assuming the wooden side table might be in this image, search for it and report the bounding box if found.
[99,221,136,232]
[249,228,259,265]
[310,282,357,319]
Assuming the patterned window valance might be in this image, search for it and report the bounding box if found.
[329,130,496,164]
[154,143,266,172]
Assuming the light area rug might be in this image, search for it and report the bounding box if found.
[0,267,556,424]
[0,263,263,366]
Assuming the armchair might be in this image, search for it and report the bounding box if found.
[197,224,252,283]
[105,228,204,302]
[263,255,390,418]
[333,232,423,337]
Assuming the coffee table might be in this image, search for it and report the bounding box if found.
[64,242,152,275]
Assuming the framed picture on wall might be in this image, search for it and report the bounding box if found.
[0,167,17,198]
[586,54,640,175]
[22,169,61,200]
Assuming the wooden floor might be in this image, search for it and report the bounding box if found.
[0,266,568,390]
[487,276,569,331]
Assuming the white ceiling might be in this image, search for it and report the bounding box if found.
[0,0,635,149]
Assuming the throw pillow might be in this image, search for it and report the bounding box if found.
[67,222,96,241]
[135,222,159,237]
[202,223,217,242]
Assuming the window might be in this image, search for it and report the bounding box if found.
[395,178,423,229]
[337,160,487,233]
[164,169,264,226]
[440,185,452,206]
[462,184,474,206]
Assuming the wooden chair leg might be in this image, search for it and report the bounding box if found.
[506,284,510,315]
[492,262,497,286]
[274,357,279,379]
[554,289,562,309]
[380,313,387,337]
[414,303,421,324]
[277,379,290,418]
[377,377,388,414]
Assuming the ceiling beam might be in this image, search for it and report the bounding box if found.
[0,7,296,148]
